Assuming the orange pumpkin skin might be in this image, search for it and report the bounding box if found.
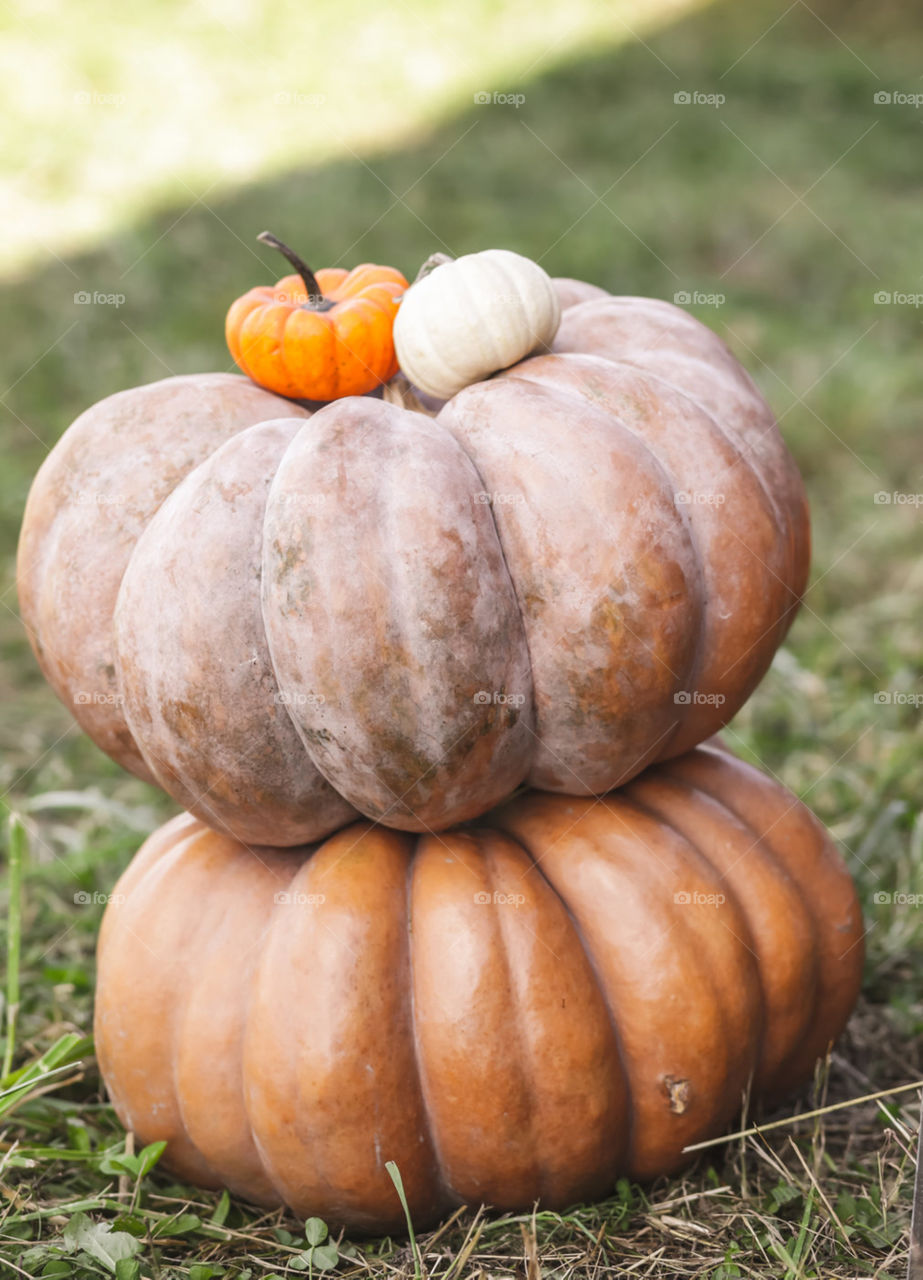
[226,262,409,401]
[94,743,863,1233]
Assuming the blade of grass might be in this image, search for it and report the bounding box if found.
[2,814,25,1078]
[909,1092,923,1280]
[385,1160,423,1280]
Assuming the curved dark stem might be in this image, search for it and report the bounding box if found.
[257,231,326,306]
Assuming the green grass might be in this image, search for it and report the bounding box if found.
[1,0,923,1274]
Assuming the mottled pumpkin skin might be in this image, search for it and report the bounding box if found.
[94,743,863,1234]
[16,374,309,782]
[18,282,810,839]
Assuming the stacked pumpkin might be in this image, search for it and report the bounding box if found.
[17,237,863,1233]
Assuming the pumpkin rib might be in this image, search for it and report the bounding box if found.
[623,770,818,1091]
[669,755,826,1094]
[16,374,311,783]
[492,814,637,1172]
[402,840,460,1213]
[170,837,289,1204]
[598,356,803,649]
[439,375,704,793]
[503,352,794,758]
[579,795,764,1177]
[493,361,713,761]
[115,418,357,847]
[552,297,809,604]
[261,400,535,830]
[480,830,558,1207]
[495,792,762,1180]
[671,744,864,1094]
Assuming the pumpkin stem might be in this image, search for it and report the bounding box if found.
[415,252,453,282]
[257,231,328,307]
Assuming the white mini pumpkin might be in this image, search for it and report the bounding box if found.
[393,248,561,399]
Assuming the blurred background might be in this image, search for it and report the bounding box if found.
[1,0,921,1123]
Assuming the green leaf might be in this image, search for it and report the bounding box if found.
[133,1139,168,1177]
[304,1216,328,1246]
[110,1215,147,1238]
[152,1211,201,1237]
[288,1256,309,1272]
[102,1138,168,1179]
[66,1118,92,1152]
[189,1266,226,1280]
[312,1242,340,1271]
[115,1261,141,1280]
[40,1263,75,1278]
[209,1188,231,1226]
[61,1213,142,1270]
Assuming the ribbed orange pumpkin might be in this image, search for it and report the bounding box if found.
[95,742,863,1234]
[225,233,408,400]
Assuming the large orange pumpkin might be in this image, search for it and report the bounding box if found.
[94,742,863,1234]
[18,281,809,841]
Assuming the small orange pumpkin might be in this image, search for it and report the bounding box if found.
[226,232,408,401]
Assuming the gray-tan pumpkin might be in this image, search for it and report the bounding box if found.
[18,279,809,842]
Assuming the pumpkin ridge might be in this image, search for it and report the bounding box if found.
[691,772,824,1097]
[594,354,803,632]
[553,298,809,608]
[666,746,863,1095]
[490,810,636,1172]
[426,405,540,777]
[402,836,457,1214]
[623,770,814,1091]
[478,829,552,1205]
[597,790,765,1146]
[169,835,285,1202]
[502,353,791,759]
[496,362,710,755]
[442,372,702,789]
[506,795,760,1176]
[474,252,533,369]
